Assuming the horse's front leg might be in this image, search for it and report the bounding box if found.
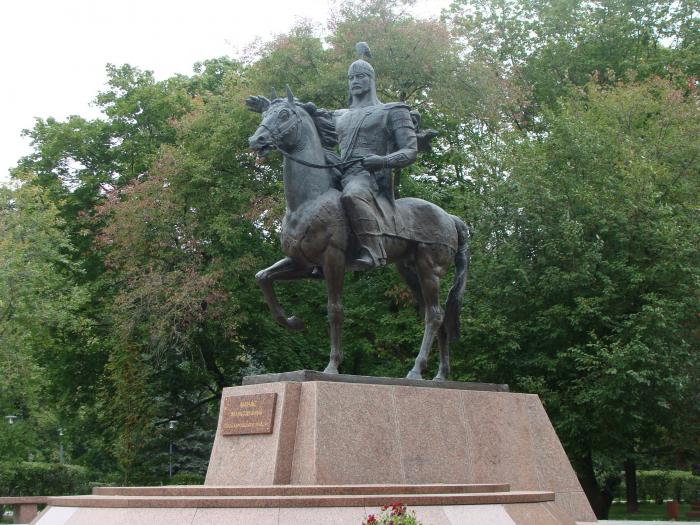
[322,246,346,374]
[255,257,313,332]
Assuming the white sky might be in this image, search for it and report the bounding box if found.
[0,0,450,184]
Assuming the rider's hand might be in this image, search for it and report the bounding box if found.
[362,155,386,172]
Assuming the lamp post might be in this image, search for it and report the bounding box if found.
[5,415,17,425]
[168,420,177,479]
[58,428,64,464]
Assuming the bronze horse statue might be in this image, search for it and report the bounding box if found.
[248,87,469,380]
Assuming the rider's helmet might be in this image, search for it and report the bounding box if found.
[347,43,381,107]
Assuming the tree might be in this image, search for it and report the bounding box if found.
[0,176,88,463]
[446,0,700,109]
[4,0,697,495]
[461,76,699,517]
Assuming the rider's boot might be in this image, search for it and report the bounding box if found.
[341,186,387,270]
[352,234,386,270]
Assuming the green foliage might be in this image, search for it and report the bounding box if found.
[459,74,700,515]
[168,472,205,485]
[632,471,700,503]
[608,501,694,521]
[0,462,91,496]
[446,0,700,109]
[0,178,89,463]
[2,0,698,502]
[363,502,423,525]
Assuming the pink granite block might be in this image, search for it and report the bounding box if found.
[543,501,579,524]
[442,504,516,524]
[505,502,571,525]
[461,391,538,490]
[191,507,279,524]
[525,395,583,492]
[278,505,367,524]
[64,508,197,525]
[313,382,403,484]
[555,492,597,523]
[32,506,78,525]
[393,386,470,484]
[15,504,39,523]
[206,382,301,485]
[363,505,453,525]
[291,381,318,484]
[274,382,302,484]
[410,506,452,524]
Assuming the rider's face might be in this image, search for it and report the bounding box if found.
[348,72,371,97]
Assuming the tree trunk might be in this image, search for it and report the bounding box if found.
[602,474,621,518]
[625,458,639,513]
[577,449,608,519]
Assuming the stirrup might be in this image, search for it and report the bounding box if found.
[349,251,385,271]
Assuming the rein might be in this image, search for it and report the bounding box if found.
[259,102,363,170]
[272,144,363,170]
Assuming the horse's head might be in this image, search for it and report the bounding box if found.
[249,86,304,157]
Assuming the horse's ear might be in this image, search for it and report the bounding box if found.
[270,87,277,100]
[286,84,294,103]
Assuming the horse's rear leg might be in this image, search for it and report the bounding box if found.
[396,260,425,321]
[255,257,312,332]
[322,246,345,374]
[406,251,444,380]
[434,324,450,381]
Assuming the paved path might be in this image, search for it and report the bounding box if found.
[598,521,700,524]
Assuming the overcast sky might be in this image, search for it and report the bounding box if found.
[0,0,450,185]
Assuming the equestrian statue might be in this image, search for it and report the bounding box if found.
[247,43,469,380]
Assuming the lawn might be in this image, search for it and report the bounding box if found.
[608,501,696,521]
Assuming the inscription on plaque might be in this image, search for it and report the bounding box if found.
[221,393,277,436]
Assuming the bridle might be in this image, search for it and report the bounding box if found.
[258,102,363,170]
[259,102,303,146]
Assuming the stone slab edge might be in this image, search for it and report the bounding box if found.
[93,483,511,496]
[243,370,509,392]
[47,491,554,508]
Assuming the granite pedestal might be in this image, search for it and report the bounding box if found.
[32,372,596,524]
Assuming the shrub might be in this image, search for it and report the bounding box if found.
[635,470,700,503]
[0,461,91,496]
[168,472,205,485]
[363,502,423,525]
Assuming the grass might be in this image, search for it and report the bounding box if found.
[608,501,696,521]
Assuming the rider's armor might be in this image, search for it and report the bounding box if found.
[335,58,418,268]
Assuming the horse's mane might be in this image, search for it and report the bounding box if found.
[299,102,338,150]
[271,98,338,150]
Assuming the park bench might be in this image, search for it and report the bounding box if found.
[688,500,700,519]
[0,496,47,523]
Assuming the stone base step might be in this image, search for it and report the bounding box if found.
[93,483,510,497]
[34,500,580,525]
[49,490,553,509]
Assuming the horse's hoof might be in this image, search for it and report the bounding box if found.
[433,375,446,382]
[323,365,339,374]
[286,316,305,332]
[406,370,423,380]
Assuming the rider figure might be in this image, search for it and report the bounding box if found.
[334,46,418,269]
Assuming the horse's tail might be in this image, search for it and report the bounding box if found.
[443,216,470,341]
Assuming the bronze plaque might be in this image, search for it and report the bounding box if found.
[221,393,277,435]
